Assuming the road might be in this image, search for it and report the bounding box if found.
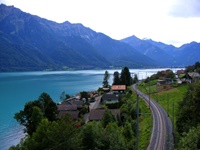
[132,84,174,150]
[84,96,102,123]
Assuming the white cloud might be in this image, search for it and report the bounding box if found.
[168,0,200,17]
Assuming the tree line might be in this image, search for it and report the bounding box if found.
[102,67,138,88]
[10,67,141,150]
[175,62,200,149]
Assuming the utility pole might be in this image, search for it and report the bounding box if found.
[167,93,169,116]
[173,102,174,129]
[136,94,139,150]
[148,76,150,109]
[172,102,175,139]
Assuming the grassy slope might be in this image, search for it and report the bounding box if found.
[130,83,187,149]
[138,97,152,149]
[138,82,188,141]
[151,84,187,130]
[131,90,152,150]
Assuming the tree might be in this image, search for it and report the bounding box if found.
[60,91,71,102]
[103,122,127,150]
[185,61,200,73]
[14,100,42,135]
[29,106,44,134]
[120,67,131,86]
[102,109,117,128]
[176,80,200,134]
[14,92,57,135]
[113,71,121,85]
[165,70,175,79]
[80,91,89,102]
[38,92,57,121]
[133,74,139,84]
[177,124,200,150]
[123,121,135,149]
[11,115,81,150]
[80,122,103,150]
[102,70,110,88]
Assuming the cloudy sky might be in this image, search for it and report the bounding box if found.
[1,0,200,47]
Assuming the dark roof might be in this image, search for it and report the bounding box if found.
[176,70,185,75]
[188,72,200,78]
[58,110,79,120]
[89,109,120,121]
[63,98,84,109]
[101,94,118,101]
[57,104,77,111]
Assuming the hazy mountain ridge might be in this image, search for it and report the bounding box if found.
[0,4,199,71]
[0,4,110,71]
[121,36,200,67]
[121,36,174,66]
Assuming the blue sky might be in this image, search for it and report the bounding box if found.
[1,0,200,47]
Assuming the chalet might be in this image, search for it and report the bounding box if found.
[187,72,200,83]
[111,85,126,93]
[157,79,166,85]
[57,104,77,111]
[63,97,84,110]
[57,102,80,120]
[176,69,185,76]
[157,78,174,85]
[102,88,110,93]
[89,109,120,121]
[161,69,171,76]
[101,93,118,104]
[57,110,80,120]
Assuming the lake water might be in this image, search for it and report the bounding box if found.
[0,68,181,149]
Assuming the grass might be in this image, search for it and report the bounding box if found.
[130,83,188,149]
[138,82,188,131]
[138,97,152,150]
[131,91,152,150]
[151,84,188,130]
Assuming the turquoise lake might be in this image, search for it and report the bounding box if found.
[0,68,180,149]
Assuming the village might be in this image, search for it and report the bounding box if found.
[57,85,126,123]
[56,68,200,124]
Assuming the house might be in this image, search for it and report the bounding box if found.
[102,88,110,93]
[89,109,120,121]
[63,97,84,110]
[176,70,185,79]
[57,110,80,120]
[101,93,118,104]
[57,104,77,111]
[157,79,166,85]
[57,103,80,120]
[187,72,200,83]
[111,85,126,93]
[178,74,187,84]
[176,69,185,76]
[161,69,172,76]
[157,78,174,85]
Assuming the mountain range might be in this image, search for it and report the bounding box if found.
[0,4,200,71]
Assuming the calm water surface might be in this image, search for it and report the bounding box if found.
[0,68,180,149]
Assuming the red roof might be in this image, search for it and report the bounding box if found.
[111,85,126,91]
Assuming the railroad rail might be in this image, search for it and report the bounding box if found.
[132,84,174,150]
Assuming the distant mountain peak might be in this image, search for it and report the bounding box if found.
[0,4,199,71]
[143,37,152,41]
[0,4,159,71]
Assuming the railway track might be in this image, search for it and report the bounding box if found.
[132,84,174,150]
